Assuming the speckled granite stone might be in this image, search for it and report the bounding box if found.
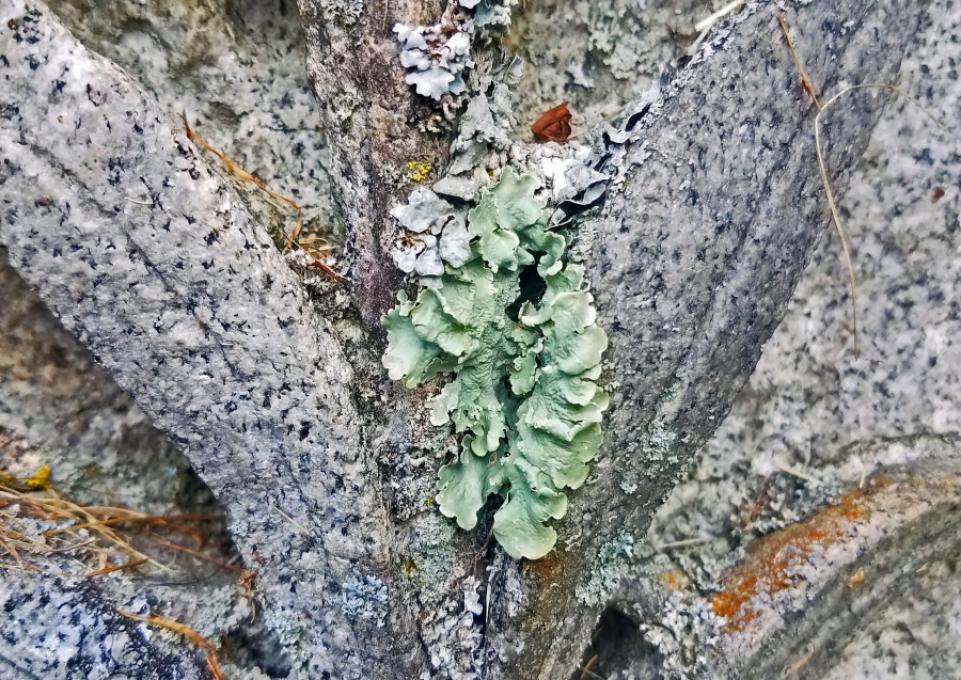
[512,1,932,676]
[0,2,389,677]
[0,1,343,676]
[0,256,267,678]
[45,0,342,248]
[1,0,951,678]
[631,1,961,677]
[0,255,209,513]
[0,574,206,680]
[649,0,961,591]
[505,0,710,135]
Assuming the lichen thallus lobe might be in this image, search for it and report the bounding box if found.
[383,171,609,560]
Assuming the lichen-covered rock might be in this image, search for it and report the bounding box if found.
[390,188,471,274]
[395,22,473,100]
[1,0,948,678]
[44,0,342,249]
[393,0,517,101]
[384,170,608,559]
[504,0,707,135]
[0,3,389,677]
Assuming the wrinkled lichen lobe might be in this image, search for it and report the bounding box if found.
[383,170,608,559]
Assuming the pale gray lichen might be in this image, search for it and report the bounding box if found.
[393,0,517,102]
[395,22,473,100]
[341,576,388,628]
[382,170,608,559]
[473,0,515,28]
[389,84,517,277]
[390,188,471,275]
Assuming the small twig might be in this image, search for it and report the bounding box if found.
[578,654,606,680]
[695,0,746,33]
[147,536,242,572]
[776,13,866,355]
[273,506,308,533]
[125,196,156,207]
[86,557,148,579]
[180,113,342,282]
[0,479,235,579]
[654,536,711,552]
[306,257,346,283]
[689,0,746,55]
[283,212,304,252]
[815,84,945,358]
[777,13,948,358]
[471,529,495,578]
[776,13,823,111]
[775,461,819,484]
[0,534,27,571]
[783,650,814,675]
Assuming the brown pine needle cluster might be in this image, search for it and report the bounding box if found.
[0,466,260,680]
[0,472,232,578]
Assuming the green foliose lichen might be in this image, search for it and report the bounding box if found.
[383,170,608,559]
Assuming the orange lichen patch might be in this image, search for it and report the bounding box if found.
[523,550,563,582]
[711,484,881,634]
[658,570,687,591]
[838,488,868,520]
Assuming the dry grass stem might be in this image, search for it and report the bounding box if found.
[776,14,945,357]
[0,477,231,579]
[180,113,343,282]
[117,610,228,680]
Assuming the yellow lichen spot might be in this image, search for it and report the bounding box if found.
[424,495,436,507]
[25,464,52,490]
[403,558,416,577]
[407,160,432,183]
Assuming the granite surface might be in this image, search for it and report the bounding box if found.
[515,0,933,676]
[633,2,961,676]
[0,574,206,680]
[0,2,388,677]
[46,0,342,250]
[1,0,958,678]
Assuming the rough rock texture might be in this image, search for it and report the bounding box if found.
[0,1,338,674]
[501,2,931,677]
[0,574,206,680]
[296,0,459,320]
[0,0,954,678]
[0,257,268,678]
[46,0,343,248]
[0,256,201,511]
[619,2,961,676]
[505,0,706,134]
[0,2,389,677]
